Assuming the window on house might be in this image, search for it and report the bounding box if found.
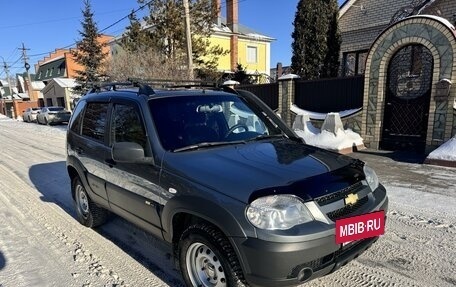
[343,50,368,76]
[247,46,258,63]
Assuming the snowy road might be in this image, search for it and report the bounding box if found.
[0,117,455,287]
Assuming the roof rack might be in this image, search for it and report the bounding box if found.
[87,78,238,96]
[88,79,156,96]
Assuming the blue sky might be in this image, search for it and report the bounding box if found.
[0,0,345,77]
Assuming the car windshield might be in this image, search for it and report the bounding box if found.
[48,107,64,111]
[149,94,284,151]
[32,107,41,111]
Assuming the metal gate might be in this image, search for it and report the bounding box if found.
[380,44,433,152]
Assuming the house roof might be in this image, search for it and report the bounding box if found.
[35,58,66,81]
[339,0,359,18]
[212,17,275,41]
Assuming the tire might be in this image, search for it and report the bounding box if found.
[72,176,108,227]
[179,223,246,287]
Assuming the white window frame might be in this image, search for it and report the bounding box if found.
[246,45,258,64]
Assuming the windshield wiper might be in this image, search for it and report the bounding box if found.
[173,141,244,152]
[247,133,304,143]
[246,134,286,142]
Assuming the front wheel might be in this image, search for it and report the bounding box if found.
[72,176,108,227]
[179,224,246,287]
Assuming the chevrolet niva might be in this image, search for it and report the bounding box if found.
[66,81,388,287]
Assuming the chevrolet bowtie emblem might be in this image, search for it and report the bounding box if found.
[345,193,359,206]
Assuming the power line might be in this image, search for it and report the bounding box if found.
[27,0,154,59]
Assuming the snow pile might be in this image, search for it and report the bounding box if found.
[292,112,364,152]
[291,104,362,120]
[426,137,456,161]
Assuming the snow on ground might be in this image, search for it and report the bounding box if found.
[0,114,455,287]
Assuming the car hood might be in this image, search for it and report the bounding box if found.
[162,139,365,203]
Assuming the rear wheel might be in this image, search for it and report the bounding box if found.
[72,176,108,227]
[179,223,246,287]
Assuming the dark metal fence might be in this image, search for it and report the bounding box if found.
[294,76,364,113]
[238,83,279,110]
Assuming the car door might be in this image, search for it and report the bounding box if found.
[71,101,111,205]
[104,100,164,236]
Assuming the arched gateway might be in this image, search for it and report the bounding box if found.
[362,15,456,153]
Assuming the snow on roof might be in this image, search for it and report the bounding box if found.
[31,81,45,90]
[53,78,77,88]
[211,17,275,41]
[278,74,300,80]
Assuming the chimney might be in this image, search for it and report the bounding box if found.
[226,0,238,71]
[212,0,221,26]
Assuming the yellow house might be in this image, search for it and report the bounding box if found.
[108,0,274,81]
[210,0,274,79]
[209,20,274,78]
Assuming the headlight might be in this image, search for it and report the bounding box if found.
[246,195,313,230]
[364,165,379,191]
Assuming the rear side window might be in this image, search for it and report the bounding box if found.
[69,100,86,134]
[81,102,109,142]
[110,104,147,148]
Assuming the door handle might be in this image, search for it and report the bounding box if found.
[104,158,116,167]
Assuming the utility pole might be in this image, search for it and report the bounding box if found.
[183,0,193,79]
[2,58,15,118]
[19,43,33,101]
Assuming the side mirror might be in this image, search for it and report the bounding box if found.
[112,142,145,163]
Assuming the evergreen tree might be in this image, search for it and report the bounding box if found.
[291,0,341,80]
[72,0,106,94]
[232,63,253,84]
[321,0,341,78]
[138,0,227,80]
[121,11,153,52]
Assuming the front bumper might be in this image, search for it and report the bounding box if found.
[231,185,388,287]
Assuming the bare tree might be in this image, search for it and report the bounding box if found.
[105,46,189,81]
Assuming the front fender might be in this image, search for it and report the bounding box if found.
[161,194,255,243]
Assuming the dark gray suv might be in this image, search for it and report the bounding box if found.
[66,82,388,287]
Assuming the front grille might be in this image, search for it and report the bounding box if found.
[326,195,368,221]
[315,181,363,206]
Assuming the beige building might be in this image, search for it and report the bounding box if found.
[41,78,77,111]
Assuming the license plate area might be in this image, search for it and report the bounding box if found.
[335,210,385,244]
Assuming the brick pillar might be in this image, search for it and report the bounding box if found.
[212,0,221,26]
[278,78,297,127]
[227,0,238,71]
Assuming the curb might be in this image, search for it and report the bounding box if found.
[424,158,456,168]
